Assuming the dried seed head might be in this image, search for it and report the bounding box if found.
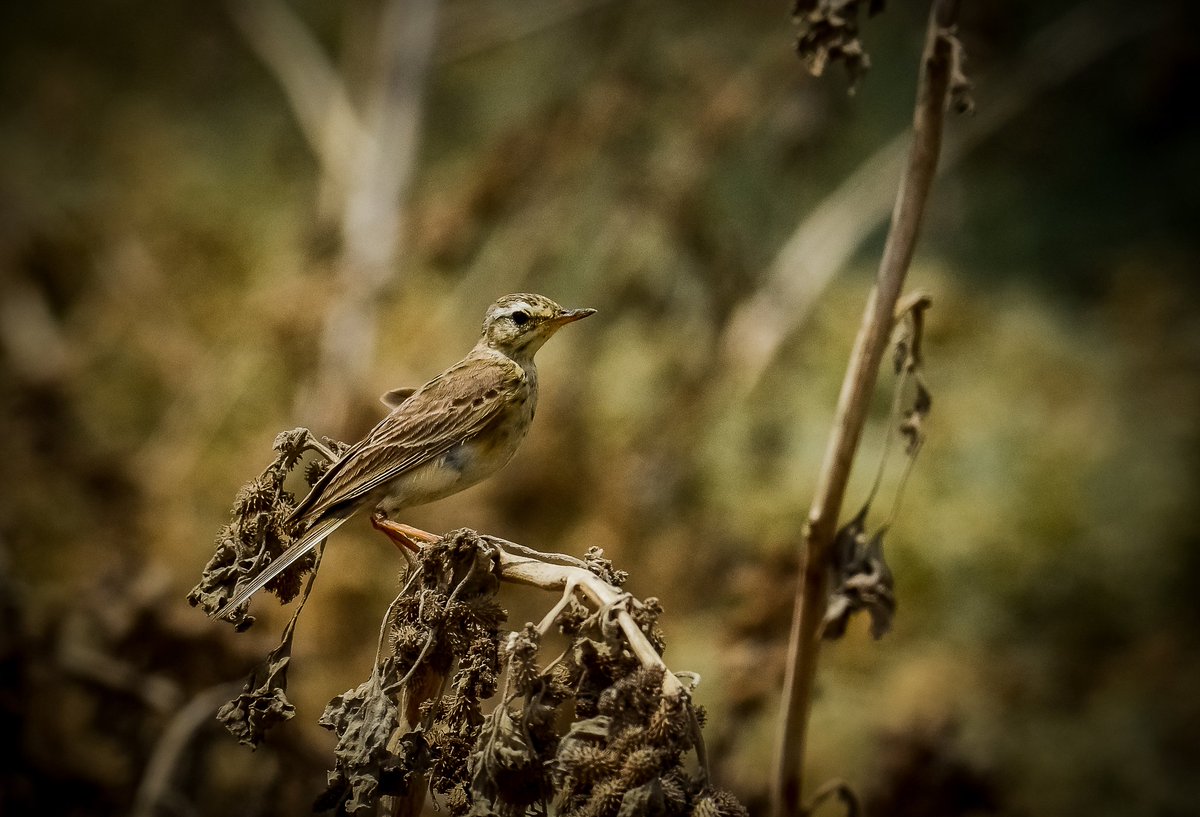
[560,743,620,785]
[691,787,751,817]
[583,778,626,817]
[621,747,666,787]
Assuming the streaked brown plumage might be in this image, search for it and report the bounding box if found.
[213,293,595,618]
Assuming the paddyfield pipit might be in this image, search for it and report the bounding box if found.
[214,293,595,619]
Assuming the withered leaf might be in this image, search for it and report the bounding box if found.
[791,0,886,88]
[618,778,667,816]
[559,715,612,748]
[215,575,316,745]
[823,527,896,640]
[944,28,975,115]
[900,380,932,455]
[216,665,295,748]
[893,291,932,374]
[470,705,545,813]
[830,506,869,578]
[316,664,407,814]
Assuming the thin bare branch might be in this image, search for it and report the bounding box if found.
[770,2,963,815]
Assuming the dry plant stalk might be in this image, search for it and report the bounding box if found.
[771,1,967,815]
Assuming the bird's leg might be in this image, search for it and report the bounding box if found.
[370,513,436,553]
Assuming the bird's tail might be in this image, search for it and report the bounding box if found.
[211,515,349,619]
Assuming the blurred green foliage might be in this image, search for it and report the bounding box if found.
[1,0,1197,815]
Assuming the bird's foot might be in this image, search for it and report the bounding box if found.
[370,512,438,552]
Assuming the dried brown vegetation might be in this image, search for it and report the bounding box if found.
[191,433,746,815]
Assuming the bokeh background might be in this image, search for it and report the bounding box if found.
[2,1,1197,815]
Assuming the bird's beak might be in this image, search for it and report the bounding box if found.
[551,307,597,326]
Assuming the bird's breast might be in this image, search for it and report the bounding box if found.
[466,390,536,474]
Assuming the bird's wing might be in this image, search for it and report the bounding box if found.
[289,354,522,524]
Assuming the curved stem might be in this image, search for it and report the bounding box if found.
[770,3,962,815]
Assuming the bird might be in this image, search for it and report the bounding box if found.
[213,293,595,619]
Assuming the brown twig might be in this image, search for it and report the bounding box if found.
[770,2,963,815]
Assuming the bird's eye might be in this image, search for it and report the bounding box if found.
[510,310,530,326]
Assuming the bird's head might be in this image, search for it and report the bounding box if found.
[480,293,596,357]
